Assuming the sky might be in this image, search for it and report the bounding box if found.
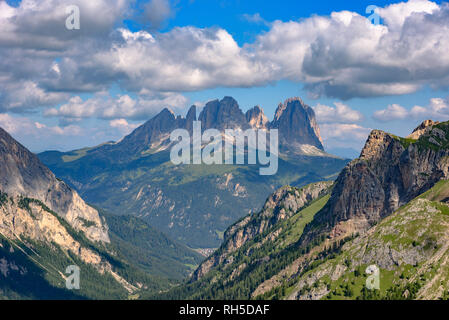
[1,0,449,155]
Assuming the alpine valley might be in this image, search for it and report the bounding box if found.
[38,97,348,249]
[0,126,202,299]
[149,119,449,300]
[3,94,449,300]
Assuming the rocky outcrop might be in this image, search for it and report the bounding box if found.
[270,97,324,152]
[407,120,440,140]
[116,108,179,155]
[288,185,449,300]
[246,106,269,130]
[185,105,197,133]
[191,181,333,281]
[107,96,326,159]
[0,127,109,243]
[300,120,449,245]
[0,195,103,266]
[198,97,249,131]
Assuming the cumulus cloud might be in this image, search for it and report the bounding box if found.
[372,104,409,122]
[44,91,189,121]
[373,97,449,122]
[0,113,82,137]
[0,113,138,152]
[320,123,372,141]
[320,123,372,151]
[313,102,364,123]
[0,0,129,50]
[2,0,449,116]
[0,81,68,113]
[57,0,449,99]
[312,101,368,150]
[142,0,173,30]
[109,118,140,135]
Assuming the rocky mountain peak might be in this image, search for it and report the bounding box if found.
[359,130,399,160]
[0,127,109,243]
[192,181,334,281]
[300,121,449,246]
[186,105,197,122]
[105,95,330,158]
[185,105,197,133]
[246,105,269,129]
[407,119,441,140]
[151,108,177,129]
[198,97,249,131]
[270,97,324,151]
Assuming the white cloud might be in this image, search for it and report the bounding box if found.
[241,13,270,26]
[2,0,449,115]
[0,113,82,137]
[0,113,136,152]
[372,104,409,122]
[44,92,189,121]
[320,123,372,151]
[313,102,363,123]
[142,0,172,30]
[109,118,140,135]
[321,123,372,140]
[0,81,68,112]
[373,97,449,122]
[313,101,368,151]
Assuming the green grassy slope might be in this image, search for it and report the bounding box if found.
[39,148,348,248]
[145,193,330,300]
[270,180,449,300]
[104,213,204,280]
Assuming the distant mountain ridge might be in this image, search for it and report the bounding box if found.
[39,96,348,248]
[82,96,325,159]
[152,120,449,300]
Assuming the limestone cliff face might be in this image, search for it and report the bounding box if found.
[300,120,449,245]
[109,96,325,159]
[116,108,179,155]
[0,196,103,266]
[198,97,249,131]
[270,97,324,152]
[246,106,269,130]
[407,120,440,140]
[0,127,109,243]
[287,186,449,300]
[191,181,333,281]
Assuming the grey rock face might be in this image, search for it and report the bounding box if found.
[407,120,440,140]
[191,181,333,281]
[198,97,249,131]
[185,105,197,133]
[117,108,178,154]
[0,127,109,243]
[101,96,326,159]
[301,123,449,245]
[246,106,269,130]
[269,97,324,151]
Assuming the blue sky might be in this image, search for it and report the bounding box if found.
[1,0,449,155]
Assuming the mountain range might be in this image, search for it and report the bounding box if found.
[0,127,202,299]
[4,94,446,300]
[38,97,348,248]
[151,119,449,300]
